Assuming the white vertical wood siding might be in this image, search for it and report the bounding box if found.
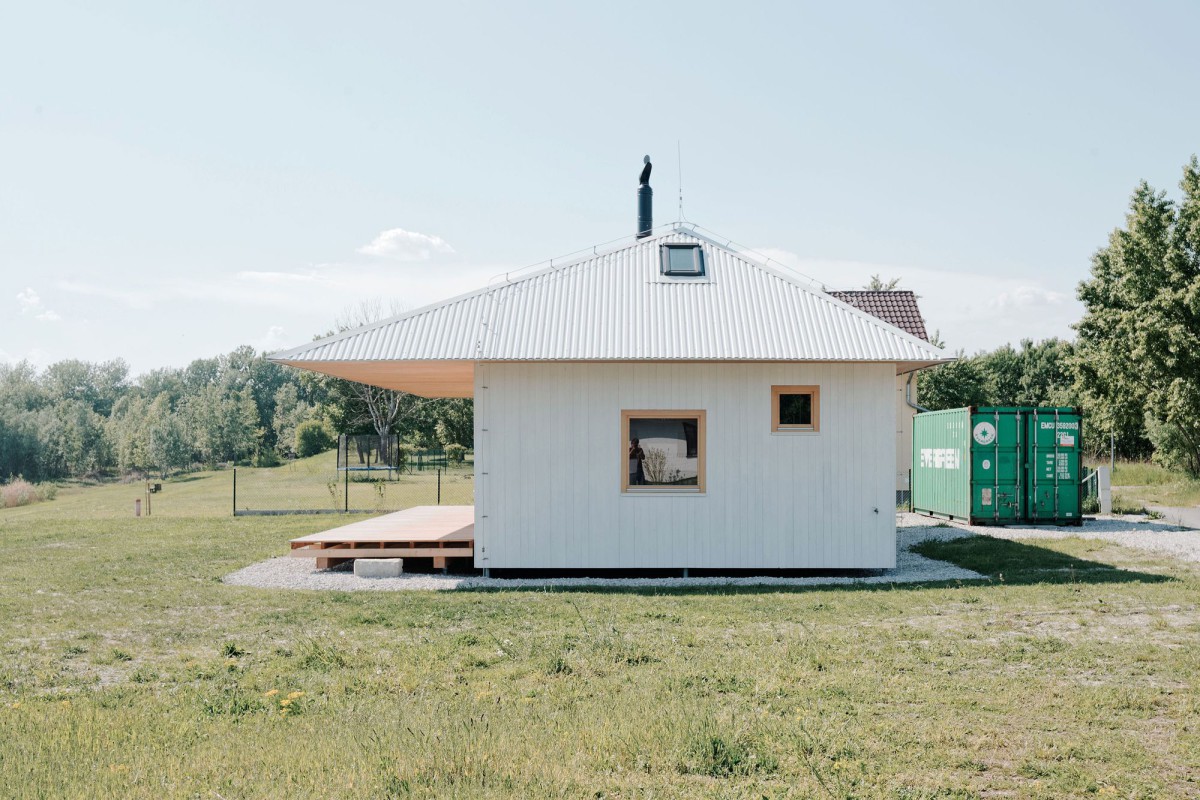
[474,362,897,570]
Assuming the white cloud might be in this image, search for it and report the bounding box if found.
[16,287,61,322]
[16,287,39,312]
[253,325,290,353]
[357,228,455,261]
[992,285,1071,310]
[752,248,1083,354]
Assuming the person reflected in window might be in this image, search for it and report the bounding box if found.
[628,438,646,485]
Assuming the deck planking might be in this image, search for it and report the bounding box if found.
[289,505,474,568]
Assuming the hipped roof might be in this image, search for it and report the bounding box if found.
[270,226,949,396]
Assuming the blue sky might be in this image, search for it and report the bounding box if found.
[2,0,1198,373]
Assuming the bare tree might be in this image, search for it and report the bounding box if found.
[333,301,426,450]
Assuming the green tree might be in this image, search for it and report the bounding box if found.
[108,395,152,473]
[182,385,259,467]
[145,395,191,476]
[271,383,317,458]
[977,344,1022,406]
[1074,158,1200,471]
[917,354,988,410]
[295,420,335,458]
[433,399,474,448]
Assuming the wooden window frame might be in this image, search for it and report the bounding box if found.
[621,409,707,494]
[771,385,820,433]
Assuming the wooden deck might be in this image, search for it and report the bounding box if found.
[289,505,474,569]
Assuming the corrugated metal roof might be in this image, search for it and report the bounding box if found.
[827,290,930,341]
[270,227,947,365]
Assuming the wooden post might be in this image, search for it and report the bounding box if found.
[232,468,237,516]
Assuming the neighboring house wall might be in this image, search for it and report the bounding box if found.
[895,375,917,496]
[473,361,897,570]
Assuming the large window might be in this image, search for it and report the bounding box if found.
[771,385,820,432]
[622,410,706,493]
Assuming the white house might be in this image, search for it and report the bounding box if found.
[272,222,946,571]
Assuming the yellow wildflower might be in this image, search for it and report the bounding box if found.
[280,698,292,707]
[60,700,71,708]
[10,702,20,709]
[264,689,279,697]
[287,691,304,700]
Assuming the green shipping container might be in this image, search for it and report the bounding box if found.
[912,406,1082,526]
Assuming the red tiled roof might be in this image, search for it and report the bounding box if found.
[827,290,929,342]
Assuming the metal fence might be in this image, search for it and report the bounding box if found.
[895,470,911,510]
[233,438,474,516]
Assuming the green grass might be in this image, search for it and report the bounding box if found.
[1096,460,1200,510]
[2,481,1199,797]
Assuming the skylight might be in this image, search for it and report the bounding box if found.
[660,243,704,276]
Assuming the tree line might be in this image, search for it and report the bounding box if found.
[0,345,473,483]
[917,156,1200,475]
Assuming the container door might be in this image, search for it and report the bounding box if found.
[1025,409,1081,522]
[970,410,1023,522]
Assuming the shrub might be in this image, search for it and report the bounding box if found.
[1146,414,1200,477]
[295,421,335,458]
[253,447,281,468]
[445,443,467,464]
[1,478,54,508]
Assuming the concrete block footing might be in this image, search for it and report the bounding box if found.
[354,558,403,578]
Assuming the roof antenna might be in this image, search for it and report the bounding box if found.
[676,140,686,222]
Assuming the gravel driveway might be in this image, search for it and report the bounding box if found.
[899,512,1200,564]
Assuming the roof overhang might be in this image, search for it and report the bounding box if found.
[274,359,475,398]
[895,359,954,375]
[272,357,954,396]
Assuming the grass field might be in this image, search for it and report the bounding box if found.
[0,449,473,521]
[1,475,1199,797]
[1096,460,1200,510]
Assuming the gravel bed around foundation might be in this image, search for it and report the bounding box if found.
[223,513,1200,592]
[895,511,1200,565]
[223,521,984,592]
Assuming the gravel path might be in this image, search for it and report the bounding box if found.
[223,523,983,592]
[1147,505,1200,531]
[898,512,1200,564]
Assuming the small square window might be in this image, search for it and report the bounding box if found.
[661,243,704,276]
[772,385,820,432]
